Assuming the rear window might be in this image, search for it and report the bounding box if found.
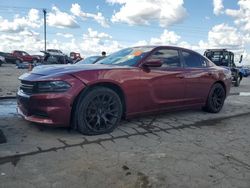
[182,51,207,68]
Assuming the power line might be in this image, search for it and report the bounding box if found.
[0,5,45,10]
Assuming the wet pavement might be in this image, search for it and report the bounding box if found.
[0,99,17,118]
[0,78,250,187]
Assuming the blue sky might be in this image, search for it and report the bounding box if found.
[0,0,249,64]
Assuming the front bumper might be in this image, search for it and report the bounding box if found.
[17,90,73,127]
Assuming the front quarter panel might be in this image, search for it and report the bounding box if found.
[72,68,143,115]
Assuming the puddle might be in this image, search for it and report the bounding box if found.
[0,99,17,118]
[239,92,250,96]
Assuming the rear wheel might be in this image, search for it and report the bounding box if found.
[204,83,226,113]
[74,87,122,135]
[234,76,240,87]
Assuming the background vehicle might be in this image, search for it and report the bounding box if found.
[12,50,38,64]
[41,50,72,64]
[47,49,63,54]
[17,46,231,135]
[204,49,242,86]
[239,66,250,77]
[70,52,83,63]
[0,52,17,64]
[0,52,6,66]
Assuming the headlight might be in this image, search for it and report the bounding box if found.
[36,81,71,93]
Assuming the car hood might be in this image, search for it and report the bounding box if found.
[31,64,130,76]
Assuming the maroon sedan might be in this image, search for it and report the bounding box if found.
[17,46,231,135]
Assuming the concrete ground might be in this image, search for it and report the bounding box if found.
[0,77,250,188]
[0,63,26,97]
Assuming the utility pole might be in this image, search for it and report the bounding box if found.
[43,9,47,51]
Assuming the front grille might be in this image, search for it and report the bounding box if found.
[20,81,35,94]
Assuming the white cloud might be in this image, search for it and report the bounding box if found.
[225,0,250,32]
[83,28,112,40]
[79,28,121,55]
[107,0,187,27]
[0,28,123,58]
[0,33,43,54]
[0,9,41,33]
[70,3,109,27]
[197,24,245,56]
[150,30,181,45]
[19,29,39,37]
[213,0,224,15]
[196,23,250,65]
[47,6,79,28]
[133,29,191,49]
[28,9,40,22]
[207,23,244,49]
[56,33,74,38]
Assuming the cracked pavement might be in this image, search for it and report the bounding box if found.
[0,78,250,188]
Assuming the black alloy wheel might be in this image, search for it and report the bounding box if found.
[75,87,122,135]
[204,83,226,113]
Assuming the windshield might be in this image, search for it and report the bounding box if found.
[96,47,154,66]
[76,56,101,64]
[21,52,29,56]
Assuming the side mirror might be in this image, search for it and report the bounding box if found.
[239,55,243,63]
[143,59,163,67]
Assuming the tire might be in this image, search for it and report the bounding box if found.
[33,59,38,64]
[204,83,226,113]
[74,87,122,135]
[15,59,22,64]
[234,76,240,87]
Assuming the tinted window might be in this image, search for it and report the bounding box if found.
[148,49,181,68]
[182,51,206,67]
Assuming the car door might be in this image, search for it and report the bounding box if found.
[139,47,186,112]
[181,50,214,105]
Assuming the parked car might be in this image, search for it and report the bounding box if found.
[32,55,43,63]
[239,66,250,77]
[0,52,6,66]
[17,46,231,135]
[11,50,39,64]
[70,52,83,63]
[0,52,16,64]
[40,50,72,64]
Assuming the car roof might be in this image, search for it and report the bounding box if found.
[135,45,205,57]
[133,45,198,52]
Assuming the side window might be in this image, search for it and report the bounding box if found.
[147,49,181,68]
[200,56,209,67]
[182,51,206,68]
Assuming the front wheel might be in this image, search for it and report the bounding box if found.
[203,83,226,113]
[15,59,22,64]
[74,87,122,135]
